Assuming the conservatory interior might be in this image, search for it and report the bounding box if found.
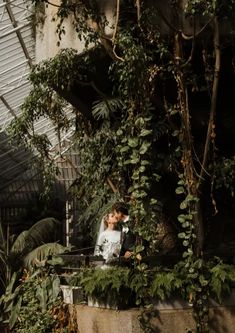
[1,0,235,332]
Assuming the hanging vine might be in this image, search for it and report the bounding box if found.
[6,0,235,331]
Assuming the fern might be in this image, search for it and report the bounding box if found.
[150,269,184,301]
[209,262,235,303]
[80,267,131,306]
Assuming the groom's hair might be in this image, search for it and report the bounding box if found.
[112,202,128,215]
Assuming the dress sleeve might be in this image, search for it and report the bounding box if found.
[94,233,104,256]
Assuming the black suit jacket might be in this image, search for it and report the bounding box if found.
[120,229,135,256]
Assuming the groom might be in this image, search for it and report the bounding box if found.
[112,202,135,259]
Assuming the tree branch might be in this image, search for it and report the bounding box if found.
[106,177,118,193]
[181,16,214,40]
[112,0,124,62]
[198,16,220,190]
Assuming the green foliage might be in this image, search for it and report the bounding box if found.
[151,270,183,300]
[7,1,235,331]
[80,267,132,307]
[92,98,123,121]
[111,31,150,101]
[0,217,65,296]
[69,258,235,317]
[209,258,235,302]
[185,0,235,18]
[0,266,70,333]
[213,155,235,197]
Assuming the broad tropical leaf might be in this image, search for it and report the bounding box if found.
[23,242,67,268]
[92,98,123,120]
[0,222,6,252]
[14,217,61,254]
[10,230,29,254]
[26,217,61,245]
[9,295,22,329]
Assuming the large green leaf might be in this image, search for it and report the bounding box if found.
[10,230,29,254]
[0,222,6,252]
[26,217,61,246]
[11,218,61,256]
[37,280,48,311]
[23,242,67,268]
[9,295,22,329]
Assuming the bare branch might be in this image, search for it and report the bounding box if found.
[198,16,220,189]
[107,177,118,193]
[135,0,141,26]
[112,0,124,62]
[181,16,214,40]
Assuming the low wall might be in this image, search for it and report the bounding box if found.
[71,301,235,333]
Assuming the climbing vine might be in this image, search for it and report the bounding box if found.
[6,0,235,331]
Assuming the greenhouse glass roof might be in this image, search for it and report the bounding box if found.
[0,0,34,127]
[0,0,78,204]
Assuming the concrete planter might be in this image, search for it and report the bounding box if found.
[87,296,118,310]
[60,285,85,304]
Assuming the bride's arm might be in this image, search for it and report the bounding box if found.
[94,233,104,256]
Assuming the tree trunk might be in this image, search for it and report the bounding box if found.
[198,16,220,190]
[174,33,204,256]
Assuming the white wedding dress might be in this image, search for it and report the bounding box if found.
[95,229,121,260]
[94,225,121,262]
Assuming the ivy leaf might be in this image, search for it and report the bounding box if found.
[139,166,146,173]
[120,146,130,153]
[175,186,185,194]
[130,157,140,164]
[139,142,151,154]
[180,200,188,209]
[133,190,147,198]
[116,129,123,136]
[178,215,186,223]
[139,129,152,136]
[123,159,132,165]
[199,275,208,286]
[128,138,139,147]
[141,160,150,166]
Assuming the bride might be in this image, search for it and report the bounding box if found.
[94,213,121,263]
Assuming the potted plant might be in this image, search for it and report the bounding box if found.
[80,266,133,309]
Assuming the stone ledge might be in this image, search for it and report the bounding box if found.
[70,304,235,333]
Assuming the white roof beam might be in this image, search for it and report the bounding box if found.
[0,96,16,117]
[3,0,33,66]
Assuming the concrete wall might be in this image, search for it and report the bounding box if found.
[71,304,235,333]
[35,0,115,62]
[34,0,201,63]
[35,0,235,63]
[35,0,81,61]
